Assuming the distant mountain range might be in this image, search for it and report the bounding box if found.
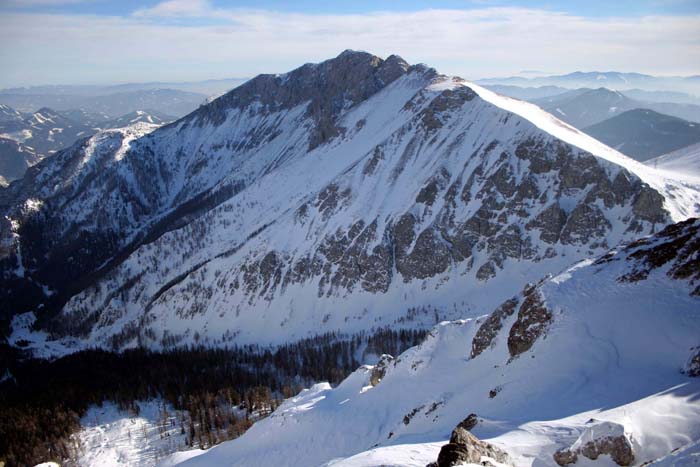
[583,109,700,162]
[0,104,174,183]
[0,88,206,118]
[485,84,700,106]
[0,77,248,99]
[531,88,700,127]
[478,71,700,96]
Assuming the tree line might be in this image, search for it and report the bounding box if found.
[0,327,426,466]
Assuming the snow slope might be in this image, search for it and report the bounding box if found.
[171,218,700,467]
[72,400,199,467]
[645,142,700,182]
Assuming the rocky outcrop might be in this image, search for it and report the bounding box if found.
[369,354,394,386]
[619,218,700,295]
[526,203,567,244]
[471,298,519,358]
[455,413,479,432]
[560,204,611,245]
[419,86,477,131]
[429,424,511,467]
[554,421,635,467]
[507,285,552,358]
[685,347,700,377]
[197,50,420,150]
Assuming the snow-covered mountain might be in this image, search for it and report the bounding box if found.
[104,109,175,128]
[0,106,174,184]
[166,217,700,467]
[0,103,25,125]
[3,51,700,356]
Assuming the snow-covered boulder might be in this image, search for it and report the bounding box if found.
[554,421,635,466]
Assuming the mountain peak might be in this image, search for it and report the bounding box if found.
[193,51,426,149]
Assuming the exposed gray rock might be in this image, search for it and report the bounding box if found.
[456,413,479,432]
[476,261,497,281]
[416,168,450,206]
[559,153,607,192]
[432,425,511,467]
[632,185,666,224]
[419,86,477,131]
[685,346,700,377]
[507,285,552,358]
[396,226,451,281]
[581,436,634,466]
[619,218,700,295]
[527,203,568,244]
[555,435,634,466]
[554,448,579,466]
[560,203,611,245]
[554,421,635,467]
[316,183,352,220]
[471,298,519,358]
[369,354,394,386]
[197,50,420,150]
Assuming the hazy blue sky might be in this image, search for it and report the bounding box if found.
[1,0,699,87]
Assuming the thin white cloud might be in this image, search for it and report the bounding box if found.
[132,0,214,18]
[0,6,698,87]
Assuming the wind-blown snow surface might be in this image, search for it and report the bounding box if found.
[645,142,700,183]
[170,219,700,467]
[5,53,700,356]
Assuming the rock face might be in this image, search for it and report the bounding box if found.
[554,421,635,467]
[456,413,479,432]
[196,50,414,150]
[369,354,394,386]
[507,285,552,358]
[470,282,553,361]
[686,347,700,377]
[1,51,693,352]
[430,425,511,467]
[619,217,700,295]
[471,298,518,358]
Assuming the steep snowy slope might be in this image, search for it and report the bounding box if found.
[170,218,700,467]
[3,51,700,354]
[646,142,700,181]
